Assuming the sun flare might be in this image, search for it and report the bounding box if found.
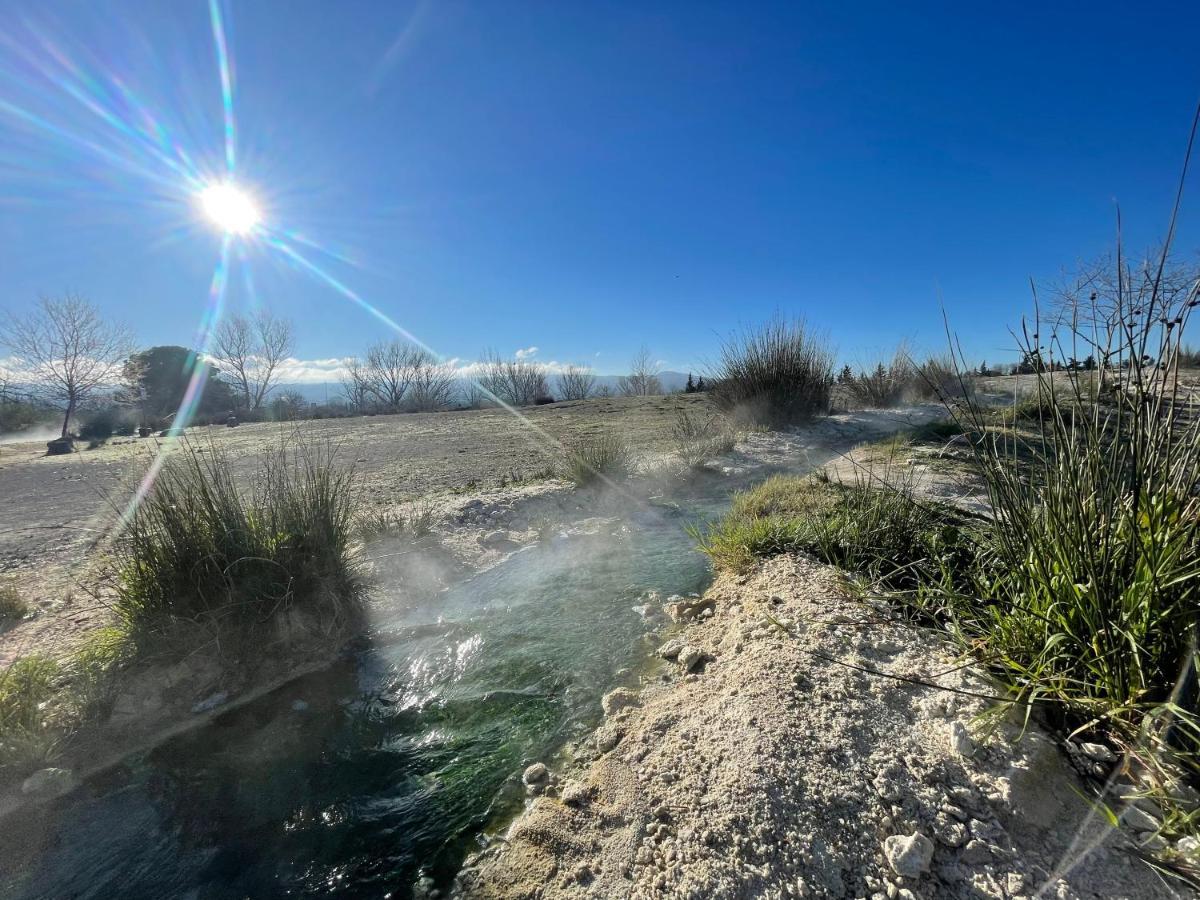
[198,181,260,235]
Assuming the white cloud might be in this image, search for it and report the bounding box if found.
[514,346,539,359]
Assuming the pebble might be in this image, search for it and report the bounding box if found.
[1121,805,1160,833]
[949,721,975,757]
[191,691,229,714]
[1078,741,1117,764]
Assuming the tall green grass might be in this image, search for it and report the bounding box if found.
[0,583,29,628]
[939,292,1200,760]
[0,654,61,776]
[113,443,360,645]
[691,470,974,588]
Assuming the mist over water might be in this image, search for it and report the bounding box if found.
[1,476,758,899]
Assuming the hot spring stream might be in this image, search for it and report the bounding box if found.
[1,461,827,899]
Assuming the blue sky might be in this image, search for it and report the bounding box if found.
[1,0,1198,378]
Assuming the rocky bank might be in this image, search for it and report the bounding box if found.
[455,555,1183,899]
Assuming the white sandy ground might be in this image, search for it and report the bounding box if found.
[453,557,1184,900]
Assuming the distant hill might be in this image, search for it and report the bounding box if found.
[278,370,698,404]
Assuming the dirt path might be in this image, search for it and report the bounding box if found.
[456,556,1178,900]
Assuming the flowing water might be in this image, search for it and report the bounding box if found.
[1,481,760,899]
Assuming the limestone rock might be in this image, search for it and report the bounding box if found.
[601,687,640,716]
[657,639,684,660]
[883,831,934,878]
[21,767,78,798]
[678,646,705,672]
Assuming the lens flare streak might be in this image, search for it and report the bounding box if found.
[208,0,237,175]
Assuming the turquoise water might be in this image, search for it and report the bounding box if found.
[1,492,727,899]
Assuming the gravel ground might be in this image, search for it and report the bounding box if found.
[456,556,1181,900]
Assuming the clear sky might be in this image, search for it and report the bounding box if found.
[2,0,1198,379]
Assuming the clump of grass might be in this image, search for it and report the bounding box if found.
[0,654,62,776]
[915,230,1200,847]
[0,583,29,628]
[112,442,360,647]
[357,498,439,541]
[708,316,835,427]
[940,319,1200,750]
[672,409,736,469]
[564,432,634,486]
[691,470,974,586]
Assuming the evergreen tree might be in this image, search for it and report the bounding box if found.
[837,364,854,384]
[685,372,696,393]
[696,376,706,392]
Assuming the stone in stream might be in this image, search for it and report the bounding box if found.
[522,762,549,785]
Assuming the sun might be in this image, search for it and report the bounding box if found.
[198,182,260,235]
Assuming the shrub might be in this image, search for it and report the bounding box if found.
[112,442,360,646]
[672,409,736,468]
[708,316,834,427]
[0,584,29,627]
[842,348,972,409]
[0,654,61,775]
[844,348,914,408]
[564,432,634,486]
[912,354,971,402]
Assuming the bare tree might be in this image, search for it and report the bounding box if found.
[475,350,549,406]
[272,389,307,421]
[339,356,372,411]
[363,340,423,410]
[1,294,134,438]
[212,310,294,410]
[618,346,663,396]
[408,360,457,411]
[556,364,596,401]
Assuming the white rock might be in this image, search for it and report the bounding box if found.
[1078,741,1117,764]
[522,763,549,786]
[678,646,705,672]
[1175,836,1200,860]
[601,688,640,715]
[657,639,684,660]
[191,691,229,714]
[883,831,934,878]
[21,767,78,798]
[1122,805,1160,833]
[948,721,975,757]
